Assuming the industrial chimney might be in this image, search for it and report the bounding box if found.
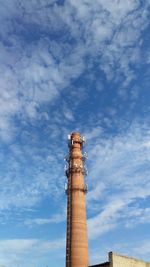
[65,132,89,267]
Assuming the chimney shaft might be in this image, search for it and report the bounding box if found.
[65,132,89,267]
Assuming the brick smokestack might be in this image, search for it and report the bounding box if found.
[65,132,89,267]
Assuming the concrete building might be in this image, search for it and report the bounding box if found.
[90,252,150,267]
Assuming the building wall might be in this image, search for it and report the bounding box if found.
[109,252,150,267]
[90,252,150,267]
[90,263,109,267]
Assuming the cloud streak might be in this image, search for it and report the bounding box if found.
[0,1,150,265]
[0,0,149,141]
[87,122,150,239]
[0,238,65,267]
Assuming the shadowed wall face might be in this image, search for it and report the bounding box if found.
[66,132,89,267]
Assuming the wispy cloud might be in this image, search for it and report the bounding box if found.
[0,0,149,141]
[87,122,150,239]
[0,141,64,212]
[25,208,66,226]
[0,1,150,265]
[0,238,65,267]
[133,240,150,257]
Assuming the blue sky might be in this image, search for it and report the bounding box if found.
[0,0,150,266]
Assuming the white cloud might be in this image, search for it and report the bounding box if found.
[0,0,149,142]
[25,208,66,226]
[87,182,106,202]
[125,206,150,227]
[133,240,150,256]
[63,105,74,121]
[88,198,125,239]
[87,122,150,239]
[0,238,65,267]
[0,0,149,242]
[0,141,64,211]
[84,127,103,141]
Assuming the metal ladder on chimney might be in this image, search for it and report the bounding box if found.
[66,176,72,267]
